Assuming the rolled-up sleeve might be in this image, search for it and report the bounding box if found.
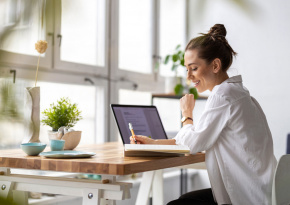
[174,94,231,154]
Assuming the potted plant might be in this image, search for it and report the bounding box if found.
[41,97,83,150]
[162,45,199,98]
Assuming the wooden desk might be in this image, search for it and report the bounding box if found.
[0,142,205,205]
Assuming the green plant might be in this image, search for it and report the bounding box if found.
[0,79,21,120]
[164,45,185,74]
[41,97,82,131]
[162,45,199,99]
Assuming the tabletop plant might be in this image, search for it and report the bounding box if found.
[41,97,82,131]
[162,45,198,98]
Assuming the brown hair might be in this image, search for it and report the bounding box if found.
[185,24,237,72]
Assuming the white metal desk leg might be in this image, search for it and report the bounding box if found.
[135,171,155,205]
[101,198,116,205]
[152,170,163,205]
[0,168,16,202]
[100,175,116,205]
[0,181,13,200]
[82,188,101,205]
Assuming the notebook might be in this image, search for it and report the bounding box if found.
[111,104,190,157]
[124,144,190,157]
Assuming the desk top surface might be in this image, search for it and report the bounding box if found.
[0,142,205,175]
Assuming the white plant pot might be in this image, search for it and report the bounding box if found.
[47,130,62,140]
[165,76,183,94]
[62,131,82,150]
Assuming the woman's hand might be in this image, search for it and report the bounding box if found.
[180,94,195,117]
[130,135,156,144]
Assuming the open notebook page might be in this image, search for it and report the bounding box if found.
[124,144,190,154]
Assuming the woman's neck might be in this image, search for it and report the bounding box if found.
[209,73,229,91]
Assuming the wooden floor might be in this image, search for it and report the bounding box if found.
[0,142,205,175]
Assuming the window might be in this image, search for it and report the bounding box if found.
[159,0,186,77]
[0,0,107,73]
[0,77,25,149]
[119,89,152,105]
[0,0,45,56]
[38,81,97,145]
[118,0,152,73]
[0,76,101,147]
[60,0,105,66]
[153,98,181,136]
[1,1,188,144]
[113,89,152,142]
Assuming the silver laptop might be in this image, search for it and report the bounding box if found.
[111,104,168,144]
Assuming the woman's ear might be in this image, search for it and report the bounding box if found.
[212,58,222,73]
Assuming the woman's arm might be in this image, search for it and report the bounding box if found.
[155,139,176,145]
[129,94,195,146]
[180,94,195,123]
[130,135,176,145]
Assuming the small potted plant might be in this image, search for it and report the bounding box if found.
[41,97,83,150]
[161,45,198,98]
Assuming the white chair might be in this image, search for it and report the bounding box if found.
[272,154,290,205]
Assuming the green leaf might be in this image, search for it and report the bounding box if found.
[174,84,184,95]
[162,45,186,73]
[180,58,185,66]
[171,64,178,71]
[175,44,181,50]
[172,54,179,62]
[189,87,199,99]
[41,97,82,130]
[164,55,170,64]
[179,51,184,59]
[154,61,160,71]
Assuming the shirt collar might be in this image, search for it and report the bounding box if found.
[210,75,243,95]
[225,75,243,83]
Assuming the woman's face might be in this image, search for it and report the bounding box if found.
[184,49,217,93]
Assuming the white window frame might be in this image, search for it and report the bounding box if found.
[108,0,178,141]
[109,0,163,84]
[0,0,53,70]
[0,0,189,143]
[0,65,109,143]
[52,0,109,76]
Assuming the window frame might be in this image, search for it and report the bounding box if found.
[52,0,109,76]
[109,0,163,84]
[0,0,53,70]
[0,65,109,143]
[0,0,189,143]
[108,0,166,141]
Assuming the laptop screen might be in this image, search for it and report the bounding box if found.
[111,104,168,144]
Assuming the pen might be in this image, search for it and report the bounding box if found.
[128,123,137,144]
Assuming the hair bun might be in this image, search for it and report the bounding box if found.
[208,24,227,37]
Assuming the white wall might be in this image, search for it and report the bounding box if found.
[188,0,290,159]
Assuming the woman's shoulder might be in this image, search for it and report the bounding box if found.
[211,80,250,105]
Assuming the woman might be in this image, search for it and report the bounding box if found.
[130,24,277,205]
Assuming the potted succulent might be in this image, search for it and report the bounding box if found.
[41,97,83,150]
[162,45,198,98]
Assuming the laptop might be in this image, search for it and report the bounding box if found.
[111,104,168,144]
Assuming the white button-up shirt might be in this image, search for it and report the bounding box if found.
[174,75,277,205]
